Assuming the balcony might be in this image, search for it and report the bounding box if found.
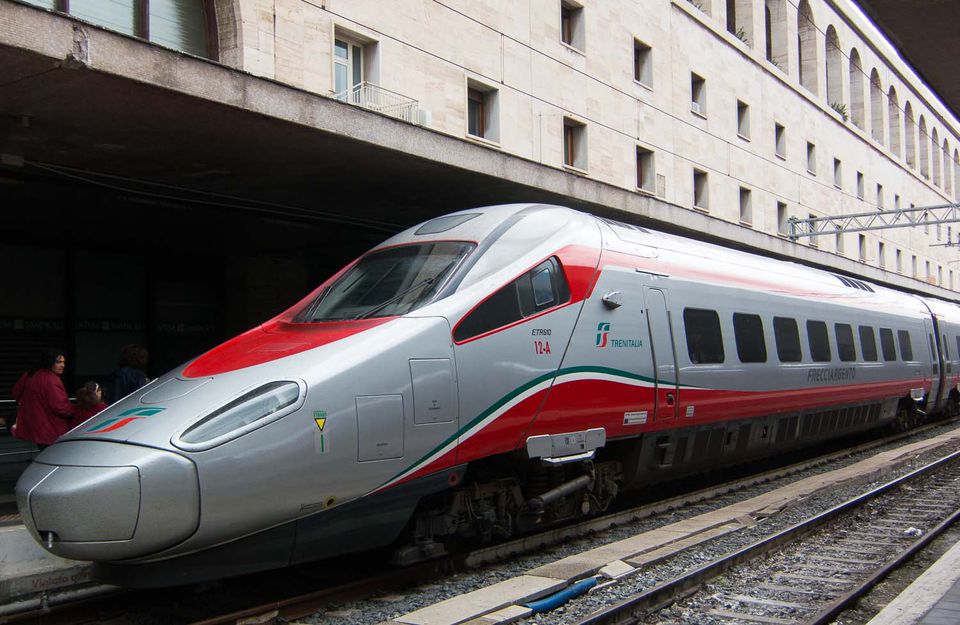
[337,82,426,126]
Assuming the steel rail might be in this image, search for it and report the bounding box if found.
[572,447,960,625]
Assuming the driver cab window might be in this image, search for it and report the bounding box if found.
[455,257,570,342]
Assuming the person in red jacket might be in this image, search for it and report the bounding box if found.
[12,349,79,449]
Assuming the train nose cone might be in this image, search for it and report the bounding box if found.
[16,441,199,562]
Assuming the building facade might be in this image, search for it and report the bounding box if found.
[16,0,960,290]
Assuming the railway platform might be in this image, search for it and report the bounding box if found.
[0,520,97,610]
[867,538,960,625]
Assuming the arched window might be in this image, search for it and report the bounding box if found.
[22,0,216,59]
[954,150,960,201]
[919,116,930,179]
[797,0,818,94]
[870,69,883,144]
[888,87,901,156]
[849,49,864,129]
[904,102,916,168]
[932,128,942,187]
[765,0,787,70]
[825,26,842,110]
[727,0,753,46]
[945,140,953,196]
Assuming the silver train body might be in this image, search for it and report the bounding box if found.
[16,204,960,585]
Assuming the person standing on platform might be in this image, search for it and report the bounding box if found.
[11,348,79,450]
[109,344,149,404]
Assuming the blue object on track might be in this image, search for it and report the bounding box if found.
[523,576,599,613]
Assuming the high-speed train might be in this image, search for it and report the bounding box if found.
[16,204,960,586]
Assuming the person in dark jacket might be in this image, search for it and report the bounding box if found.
[11,348,79,449]
[109,344,149,403]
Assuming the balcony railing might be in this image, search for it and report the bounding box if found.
[336,81,422,125]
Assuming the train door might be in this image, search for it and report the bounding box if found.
[925,318,943,411]
[643,286,680,421]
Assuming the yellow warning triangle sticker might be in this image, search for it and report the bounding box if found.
[314,418,326,431]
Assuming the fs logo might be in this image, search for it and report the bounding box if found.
[84,407,166,434]
[596,322,611,348]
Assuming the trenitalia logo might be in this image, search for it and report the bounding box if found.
[85,407,166,434]
[596,322,611,348]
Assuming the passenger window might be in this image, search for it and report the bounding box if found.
[898,330,914,361]
[835,324,856,362]
[454,257,570,341]
[929,334,936,360]
[880,328,897,361]
[858,326,878,362]
[530,267,555,308]
[943,335,951,360]
[774,317,802,362]
[733,313,766,363]
[956,336,960,361]
[683,308,725,364]
[807,320,831,362]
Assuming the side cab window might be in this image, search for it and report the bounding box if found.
[454,257,571,342]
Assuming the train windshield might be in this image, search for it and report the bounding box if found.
[300,242,474,321]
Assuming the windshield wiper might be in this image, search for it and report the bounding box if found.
[354,277,435,320]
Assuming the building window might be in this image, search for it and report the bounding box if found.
[895,194,900,209]
[727,0,753,46]
[806,142,816,175]
[693,169,709,210]
[835,229,844,255]
[334,36,369,100]
[777,201,788,236]
[870,69,884,144]
[912,255,917,278]
[691,73,707,116]
[833,158,842,188]
[38,0,216,59]
[878,242,885,269]
[563,117,587,170]
[739,187,752,225]
[850,49,865,129]
[858,234,867,263]
[634,39,652,86]
[737,100,750,139]
[876,183,883,208]
[808,213,818,247]
[560,1,585,51]
[765,0,787,69]
[856,171,864,200]
[797,0,818,94]
[466,81,499,142]
[775,123,786,158]
[896,249,902,273]
[636,146,655,193]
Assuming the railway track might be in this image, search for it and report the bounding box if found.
[571,449,960,625]
[4,420,960,625]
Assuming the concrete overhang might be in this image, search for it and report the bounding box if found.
[0,0,956,301]
[854,0,960,122]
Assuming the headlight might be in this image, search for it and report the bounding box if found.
[174,380,304,451]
